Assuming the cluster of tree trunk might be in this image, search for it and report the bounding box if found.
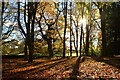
[17,2,38,62]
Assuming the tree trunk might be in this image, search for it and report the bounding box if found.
[85,25,90,56]
[48,39,53,57]
[24,38,28,60]
[71,28,78,57]
[28,2,38,62]
[100,7,106,56]
[70,2,72,56]
[76,20,78,56]
[0,2,4,39]
[80,26,83,57]
[48,25,53,58]
[28,38,33,62]
[63,2,67,58]
[0,2,4,60]
[79,3,84,57]
[27,2,32,62]
[83,31,85,56]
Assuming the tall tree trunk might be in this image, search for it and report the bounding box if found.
[100,6,106,56]
[70,2,72,56]
[28,38,33,62]
[76,20,78,56]
[0,2,4,41]
[0,2,4,64]
[79,3,84,57]
[71,28,78,57]
[63,2,67,58]
[28,2,38,62]
[48,39,53,57]
[48,25,53,58]
[85,25,90,56]
[27,2,32,62]
[23,2,28,60]
[83,31,85,56]
[80,26,83,57]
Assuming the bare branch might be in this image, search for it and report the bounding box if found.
[17,2,26,37]
[24,1,27,28]
[2,39,15,45]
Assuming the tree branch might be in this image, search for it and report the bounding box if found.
[17,2,26,37]
[24,1,27,29]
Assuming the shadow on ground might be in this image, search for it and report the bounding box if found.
[2,57,75,79]
[70,56,85,79]
[3,57,70,72]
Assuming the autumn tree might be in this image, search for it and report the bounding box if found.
[93,2,112,56]
[36,2,63,57]
[1,2,17,44]
[18,2,38,62]
[105,2,120,55]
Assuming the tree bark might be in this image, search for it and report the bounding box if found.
[79,3,84,57]
[100,6,106,56]
[63,2,67,58]
[23,2,28,60]
[24,38,28,60]
[76,20,78,56]
[0,2,4,39]
[83,31,85,56]
[48,25,53,58]
[27,2,32,62]
[70,2,72,56]
[71,28,78,57]
[80,26,83,57]
[48,39,53,57]
[28,2,38,62]
[85,25,90,56]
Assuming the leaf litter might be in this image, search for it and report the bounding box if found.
[2,57,120,79]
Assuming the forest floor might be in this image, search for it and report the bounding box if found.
[2,56,120,79]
